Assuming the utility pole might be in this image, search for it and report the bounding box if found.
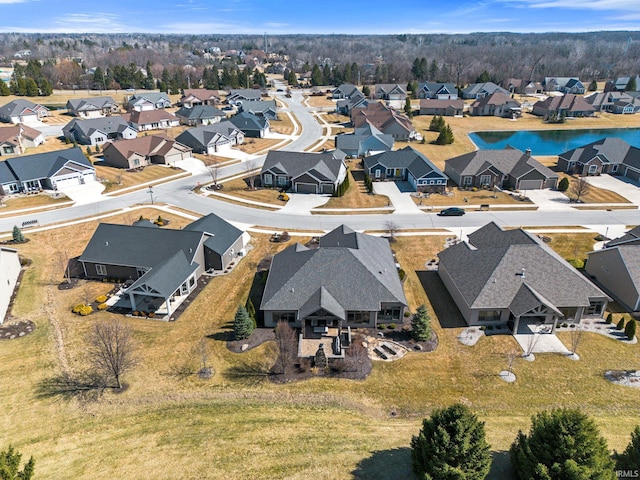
[148,186,154,205]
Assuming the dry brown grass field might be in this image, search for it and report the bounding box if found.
[269,114,295,135]
[1,211,640,479]
[315,169,390,210]
[413,187,532,206]
[93,164,189,193]
[235,138,284,154]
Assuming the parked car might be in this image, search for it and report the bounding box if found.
[438,207,465,216]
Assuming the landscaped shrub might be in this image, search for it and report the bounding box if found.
[72,304,93,316]
[377,324,385,330]
[606,313,613,324]
[404,311,411,317]
[624,319,636,340]
[487,325,494,330]
[398,269,406,281]
[617,318,626,331]
[388,323,396,330]
[562,323,568,328]
[567,258,585,269]
[95,295,108,304]
[557,177,570,192]
[97,303,108,311]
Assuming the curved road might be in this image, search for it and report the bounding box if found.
[2,87,639,233]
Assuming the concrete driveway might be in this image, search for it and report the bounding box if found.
[585,174,640,205]
[58,182,105,205]
[372,181,421,213]
[525,189,574,210]
[279,193,330,213]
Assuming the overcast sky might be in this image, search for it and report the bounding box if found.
[1,0,640,34]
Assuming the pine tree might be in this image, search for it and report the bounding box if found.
[429,115,444,132]
[12,226,24,243]
[411,403,491,480]
[606,313,613,324]
[287,70,298,87]
[233,305,254,340]
[626,76,637,92]
[510,408,615,480]
[625,319,636,340]
[617,425,640,471]
[435,124,454,145]
[557,177,570,192]
[0,445,35,480]
[404,98,413,118]
[617,317,626,331]
[362,84,370,97]
[0,81,10,96]
[588,79,598,91]
[411,304,432,342]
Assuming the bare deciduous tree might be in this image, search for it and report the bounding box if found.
[207,161,220,187]
[506,349,518,374]
[385,221,399,242]
[87,319,138,389]
[569,324,585,356]
[274,320,297,375]
[570,177,590,203]
[197,337,213,379]
[243,159,258,190]
[349,334,368,373]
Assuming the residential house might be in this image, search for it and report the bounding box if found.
[63,116,138,146]
[438,222,609,333]
[374,84,407,108]
[584,91,640,114]
[445,148,558,190]
[0,247,21,324]
[228,112,269,138]
[336,90,371,115]
[351,102,416,141]
[227,89,262,104]
[363,146,448,193]
[260,150,347,194]
[0,124,44,156]
[416,82,458,100]
[586,227,640,311]
[531,94,595,118]
[66,96,119,118]
[78,213,248,317]
[470,91,522,118]
[178,89,221,107]
[419,99,464,116]
[0,99,49,125]
[175,121,244,154]
[102,135,192,169]
[461,82,510,99]
[543,77,585,94]
[331,84,360,99]
[506,79,543,95]
[605,76,640,93]
[0,147,96,194]
[235,99,277,120]
[557,138,640,180]
[261,225,407,358]
[122,109,180,131]
[175,105,226,126]
[334,123,394,157]
[125,92,172,112]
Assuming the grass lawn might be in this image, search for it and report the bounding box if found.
[0,193,70,213]
[236,138,284,154]
[316,169,390,210]
[307,139,335,152]
[413,187,532,206]
[304,94,335,108]
[556,173,632,204]
[269,114,295,135]
[93,164,188,193]
[217,176,286,205]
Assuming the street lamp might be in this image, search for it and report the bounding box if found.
[148,186,154,205]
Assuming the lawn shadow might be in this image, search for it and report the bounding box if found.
[416,271,466,328]
[35,372,107,402]
[487,450,515,480]
[352,447,415,480]
[223,360,272,386]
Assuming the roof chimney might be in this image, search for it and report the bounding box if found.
[525,148,531,157]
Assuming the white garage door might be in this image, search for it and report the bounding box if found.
[54,176,81,189]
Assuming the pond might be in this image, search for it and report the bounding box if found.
[469,128,640,155]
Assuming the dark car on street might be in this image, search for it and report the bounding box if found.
[438,207,465,216]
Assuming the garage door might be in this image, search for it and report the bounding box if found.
[54,176,81,189]
[296,183,317,194]
[625,168,640,182]
[518,179,543,190]
[321,184,334,194]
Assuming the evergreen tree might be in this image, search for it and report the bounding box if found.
[557,177,569,192]
[404,98,413,118]
[0,81,11,96]
[411,403,491,480]
[37,78,52,96]
[93,66,105,90]
[144,61,155,90]
[435,124,455,145]
[617,425,640,471]
[362,84,370,97]
[245,297,257,328]
[233,305,254,340]
[626,76,637,92]
[625,319,636,340]
[311,64,324,86]
[12,226,24,243]
[588,79,598,91]
[429,60,439,81]
[287,70,298,87]
[476,70,492,83]
[411,304,432,342]
[617,317,626,331]
[429,115,445,132]
[510,408,615,480]
[605,313,613,324]
[0,445,35,480]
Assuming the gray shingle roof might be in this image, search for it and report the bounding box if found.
[1,147,92,182]
[175,105,225,120]
[438,222,609,311]
[364,146,446,180]
[175,121,241,149]
[335,123,394,153]
[229,112,268,132]
[183,213,243,255]
[559,138,638,167]
[0,99,44,118]
[462,82,509,97]
[446,148,557,180]
[63,116,134,137]
[67,96,116,112]
[261,225,407,315]
[127,250,198,299]
[262,151,343,183]
[605,226,640,247]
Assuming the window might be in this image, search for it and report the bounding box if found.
[96,264,107,276]
[189,276,196,287]
[132,158,140,166]
[463,176,473,186]
[263,173,272,185]
[277,176,288,186]
[347,311,370,323]
[586,301,605,316]
[588,164,598,174]
[274,311,296,323]
[610,164,619,173]
[379,307,401,321]
[479,175,491,186]
[478,310,501,322]
[375,169,381,178]
[386,169,393,176]
[2,146,14,154]
[429,180,435,185]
